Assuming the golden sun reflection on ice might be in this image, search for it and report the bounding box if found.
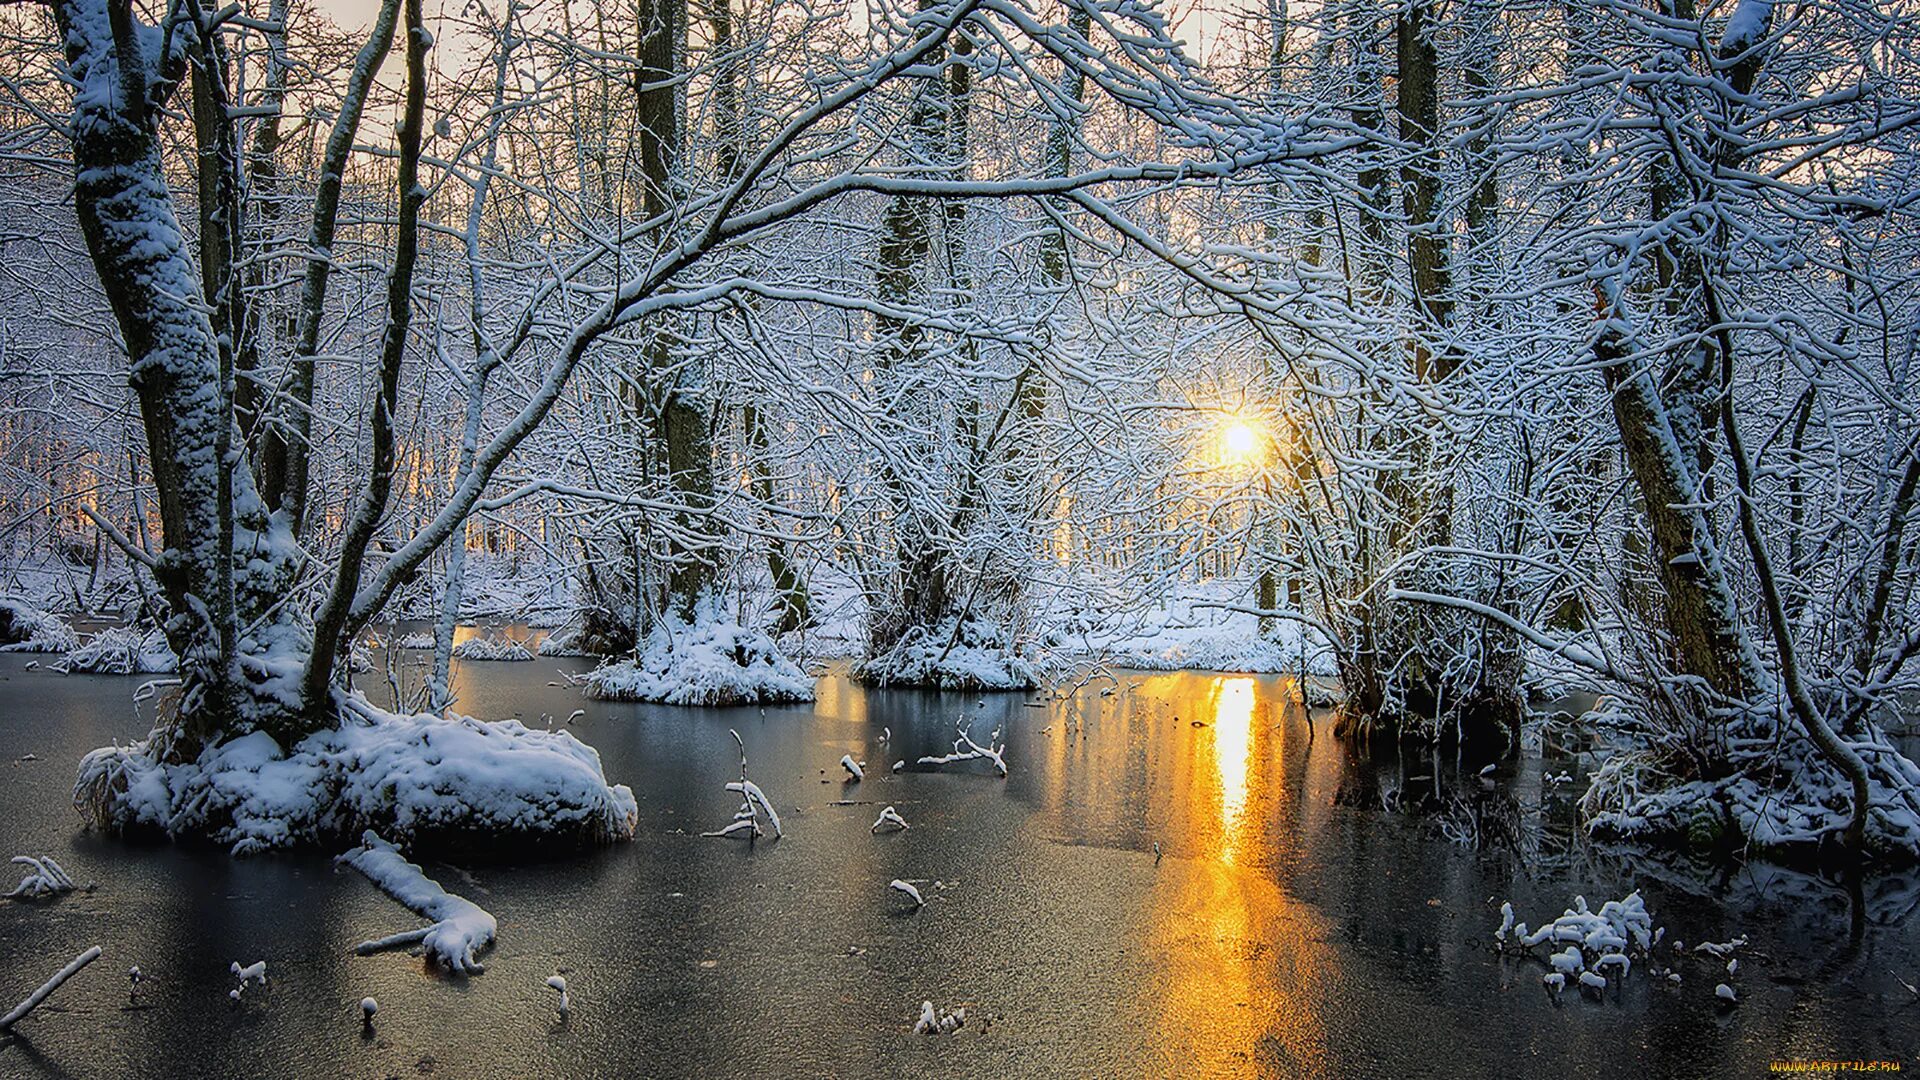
[1212,677,1254,866]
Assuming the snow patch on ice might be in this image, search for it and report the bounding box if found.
[450,635,534,662]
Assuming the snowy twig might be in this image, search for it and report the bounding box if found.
[1,946,102,1030]
[5,855,76,900]
[872,806,909,833]
[707,731,783,839]
[337,832,497,974]
[916,719,1008,777]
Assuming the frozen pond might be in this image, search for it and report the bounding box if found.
[1,648,1915,1077]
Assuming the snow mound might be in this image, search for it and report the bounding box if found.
[61,626,176,674]
[74,696,638,855]
[585,617,813,706]
[450,635,534,662]
[0,600,77,654]
[856,619,1036,690]
[395,632,437,650]
[339,831,497,973]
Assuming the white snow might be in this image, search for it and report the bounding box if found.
[916,720,1008,777]
[76,694,638,854]
[361,996,378,1022]
[1716,983,1737,1002]
[857,618,1037,690]
[912,999,965,1034]
[871,806,909,833]
[841,754,865,781]
[338,831,497,974]
[889,879,925,907]
[546,974,569,1015]
[705,730,783,840]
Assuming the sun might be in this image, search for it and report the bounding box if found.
[1219,419,1262,466]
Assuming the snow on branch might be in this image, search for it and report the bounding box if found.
[917,719,1009,776]
[337,832,497,974]
[5,855,76,900]
[705,730,783,840]
[0,945,102,1031]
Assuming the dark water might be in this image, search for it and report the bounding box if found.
[0,647,1915,1079]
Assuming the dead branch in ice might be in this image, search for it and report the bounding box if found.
[337,832,497,974]
[872,806,908,833]
[916,719,1008,777]
[841,754,865,781]
[5,855,76,900]
[706,729,783,839]
[889,879,925,907]
[0,945,102,1031]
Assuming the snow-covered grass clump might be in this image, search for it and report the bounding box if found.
[450,635,534,662]
[61,626,175,674]
[586,615,814,706]
[857,618,1036,691]
[0,600,77,654]
[74,695,638,855]
[339,831,497,973]
[395,632,437,650]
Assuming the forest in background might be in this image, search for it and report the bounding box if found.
[0,0,1915,865]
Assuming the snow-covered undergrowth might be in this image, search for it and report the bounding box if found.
[395,632,437,650]
[338,831,497,974]
[856,618,1036,690]
[1577,699,1920,864]
[1037,580,1338,676]
[74,695,638,855]
[0,600,77,654]
[60,626,175,674]
[449,635,534,662]
[586,613,813,705]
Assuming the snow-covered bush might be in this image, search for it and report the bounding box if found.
[856,618,1035,690]
[1579,698,1920,863]
[450,635,534,662]
[61,626,175,674]
[73,695,638,855]
[0,600,77,654]
[586,615,813,706]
